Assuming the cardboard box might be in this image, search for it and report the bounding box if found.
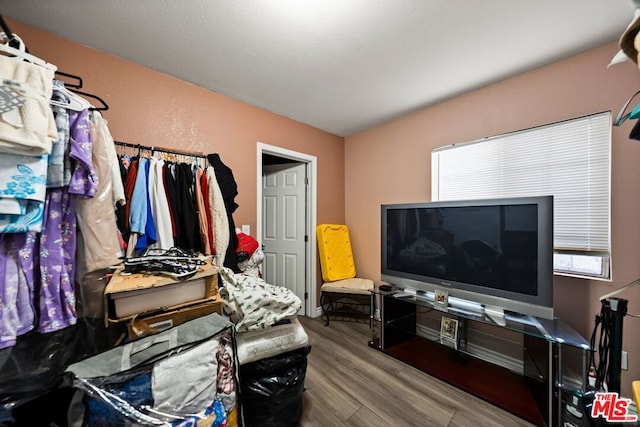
[105,259,218,324]
[126,296,223,341]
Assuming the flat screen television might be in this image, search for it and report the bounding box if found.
[381,196,554,320]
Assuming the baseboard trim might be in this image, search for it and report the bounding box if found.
[416,324,523,374]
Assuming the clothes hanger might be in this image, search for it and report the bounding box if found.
[49,96,87,112]
[0,15,18,49]
[0,33,57,72]
[614,89,640,126]
[54,70,83,89]
[0,23,86,112]
[0,19,86,110]
[67,88,109,111]
[50,84,91,112]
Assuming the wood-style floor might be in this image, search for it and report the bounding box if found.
[297,316,535,427]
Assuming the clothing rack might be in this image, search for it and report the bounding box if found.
[114,140,206,159]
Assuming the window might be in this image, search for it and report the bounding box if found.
[431,112,611,280]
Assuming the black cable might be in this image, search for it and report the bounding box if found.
[589,300,614,390]
[598,310,610,389]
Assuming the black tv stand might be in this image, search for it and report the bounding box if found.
[369,285,591,427]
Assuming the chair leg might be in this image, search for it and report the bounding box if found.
[322,292,374,326]
[320,292,331,326]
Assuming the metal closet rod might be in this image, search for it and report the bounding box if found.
[113,141,206,158]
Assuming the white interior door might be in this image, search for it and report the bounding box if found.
[262,162,307,315]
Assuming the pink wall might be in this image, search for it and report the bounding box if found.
[346,41,640,397]
[6,18,345,300]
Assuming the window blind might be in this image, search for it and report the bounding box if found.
[431,112,611,279]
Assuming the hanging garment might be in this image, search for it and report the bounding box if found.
[148,157,174,250]
[92,112,125,206]
[0,233,36,350]
[75,113,124,278]
[12,232,37,335]
[136,158,157,254]
[163,162,180,241]
[0,55,57,156]
[1,186,81,345]
[0,200,44,234]
[47,80,71,188]
[0,155,47,214]
[173,162,200,253]
[195,167,211,255]
[114,156,130,244]
[162,161,178,239]
[0,153,48,233]
[67,108,98,198]
[123,156,139,233]
[207,165,228,269]
[206,155,238,214]
[206,154,239,272]
[128,157,157,256]
[200,169,215,254]
[37,187,77,333]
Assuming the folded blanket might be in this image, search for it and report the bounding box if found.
[219,268,301,332]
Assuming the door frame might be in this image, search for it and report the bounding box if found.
[256,142,318,318]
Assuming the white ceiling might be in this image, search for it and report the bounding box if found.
[0,0,636,136]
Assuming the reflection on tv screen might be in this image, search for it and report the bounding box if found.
[386,205,538,296]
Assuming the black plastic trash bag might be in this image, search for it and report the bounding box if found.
[239,345,311,427]
[0,320,98,409]
[0,318,107,425]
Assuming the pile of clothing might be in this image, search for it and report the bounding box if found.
[235,232,263,277]
[121,247,208,280]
